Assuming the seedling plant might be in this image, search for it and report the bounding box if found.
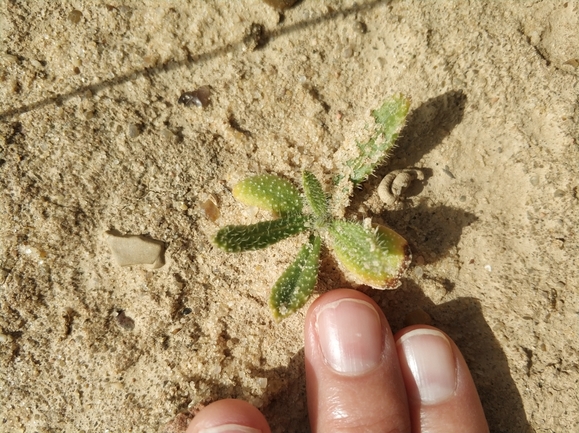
[214,95,412,320]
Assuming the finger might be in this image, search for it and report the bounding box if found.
[395,326,489,433]
[305,289,411,433]
[186,399,271,433]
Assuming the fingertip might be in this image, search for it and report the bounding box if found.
[186,399,271,433]
[395,325,489,433]
[304,289,410,433]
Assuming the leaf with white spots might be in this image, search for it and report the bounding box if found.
[302,171,329,223]
[214,213,309,252]
[233,174,303,216]
[269,235,322,321]
[328,221,411,289]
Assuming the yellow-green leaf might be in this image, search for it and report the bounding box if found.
[232,174,302,216]
[328,221,411,289]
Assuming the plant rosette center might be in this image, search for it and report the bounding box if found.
[213,95,412,320]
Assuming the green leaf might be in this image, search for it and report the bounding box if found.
[269,235,322,321]
[214,213,309,252]
[348,94,410,185]
[302,171,329,222]
[232,174,303,216]
[328,220,411,289]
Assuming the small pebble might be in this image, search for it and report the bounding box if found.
[530,175,539,186]
[262,0,298,9]
[68,9,82,24]
[106,232,165,269]
[115,311,135,331]
[354,21,367,34]
[342,47,354,59]
[201,197,220,222]
[243,23,267,51]
[554,189,565,197]
[256,377,268,388]
[178,86,211,108]
[127,123,140,138]
[161,129,175,141]
[183,308,192,315]
[404,309,432,326]
[413,266,423,278]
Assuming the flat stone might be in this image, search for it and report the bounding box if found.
[106,232,165,269]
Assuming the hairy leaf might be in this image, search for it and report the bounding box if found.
[328,221,411,289]
[348,94,410,184]
[302,171,329,222]
[233,174,303,216]
[214,213,309,252]
[269,235,322,321]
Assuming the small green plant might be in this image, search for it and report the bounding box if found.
[214,95,412,320]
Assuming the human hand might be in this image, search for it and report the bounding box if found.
[186,289,489,433]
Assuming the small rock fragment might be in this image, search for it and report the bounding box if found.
[106,232,165,269]
[127,123,141,138]
[256,377,268,388]
[262,0,298,9]
[201,196,220,222]
[115,311,135,330]
[342,46,354,59]
[413,266,423,278]
[178,86,211,108]
[161,129,175,141]
[404,308,432,326]
[243,23,267,51]
[354,21,367,34]
[68,9,82,23]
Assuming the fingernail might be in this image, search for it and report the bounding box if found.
[315,298,383,375]
[397,328,457,404]
[199,424,261,433]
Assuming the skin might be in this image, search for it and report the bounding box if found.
[187,289,489,433]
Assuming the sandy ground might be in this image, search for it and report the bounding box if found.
[1,1,578,432]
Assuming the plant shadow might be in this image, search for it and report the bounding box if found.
[362,283,534,433]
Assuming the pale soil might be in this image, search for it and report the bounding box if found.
[1,1,578,432]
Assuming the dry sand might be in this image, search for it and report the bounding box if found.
[1,1,578,432]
